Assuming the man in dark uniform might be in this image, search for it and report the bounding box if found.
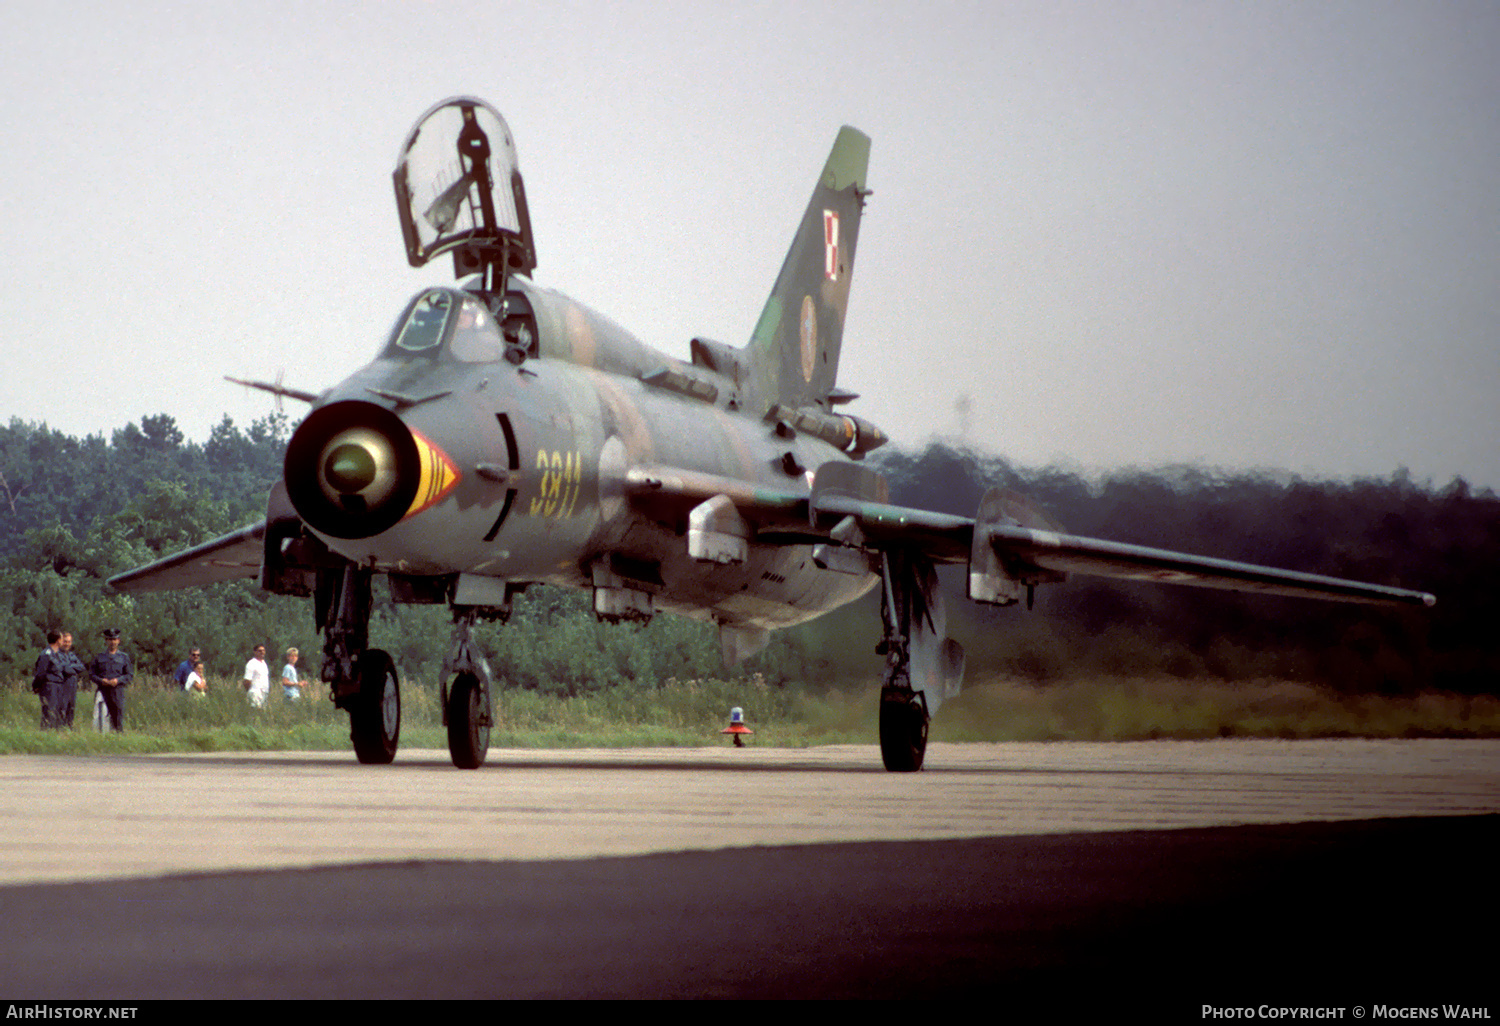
[33,630,85,728]
[57,633,86,726]
[89,628,133,733]
[31,630,63,728]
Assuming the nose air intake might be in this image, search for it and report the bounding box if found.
[286,401,452,540]
[321,428,399,506]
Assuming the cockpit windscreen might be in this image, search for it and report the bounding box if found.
[387,289,505,363]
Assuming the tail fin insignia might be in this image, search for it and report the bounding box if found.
[824,210,840,281]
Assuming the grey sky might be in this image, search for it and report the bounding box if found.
[2,1,1495,489]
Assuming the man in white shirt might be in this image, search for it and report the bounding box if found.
[242,644,270,708]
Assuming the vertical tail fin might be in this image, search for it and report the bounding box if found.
[748,127,870,413]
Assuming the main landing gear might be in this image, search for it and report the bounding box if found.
[319,566,403,765]
[879,680,929,773]
[351,649,401,763]
[874,549,965,773]
[875,550,928,772]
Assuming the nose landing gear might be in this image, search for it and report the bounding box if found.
[445,671,491,770]
[442,607,494,770]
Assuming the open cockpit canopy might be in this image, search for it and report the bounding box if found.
[393,97,536,288]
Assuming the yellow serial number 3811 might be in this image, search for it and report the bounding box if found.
[529,449,583,518]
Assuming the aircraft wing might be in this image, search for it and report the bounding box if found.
[630,463,1435,609]
[812,488,1436,608]
[107,521,266,595]
[971,523,1435,606]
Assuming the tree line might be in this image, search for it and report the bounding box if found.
[1,414,1494,696]
[871,444,1497,695]
[0,413,295,682]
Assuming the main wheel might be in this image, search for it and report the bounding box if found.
[879,688,929,772]
[446,671,491,770]
[350,649,400,764]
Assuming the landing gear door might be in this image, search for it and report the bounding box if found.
[393,96,537,286]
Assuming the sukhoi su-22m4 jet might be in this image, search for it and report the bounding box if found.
[110,97,1435,771]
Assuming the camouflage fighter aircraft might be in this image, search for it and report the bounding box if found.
[109,97,1435,771]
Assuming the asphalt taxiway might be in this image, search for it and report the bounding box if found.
[0,740,1495,1001]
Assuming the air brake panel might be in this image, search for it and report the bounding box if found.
[393,96,537,283]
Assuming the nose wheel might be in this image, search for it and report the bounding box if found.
[445,671,492,769]
[441,606,497,769]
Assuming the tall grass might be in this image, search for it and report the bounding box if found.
[0,673,872,754]
[932,676,1500,742]
[0,675,351,754]
[1,673,1495,756]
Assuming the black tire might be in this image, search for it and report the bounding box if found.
[879,688,928,772]
[350,649,400,764]
[446,672,490,770]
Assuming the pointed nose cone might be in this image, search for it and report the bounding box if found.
[285,401,461,539]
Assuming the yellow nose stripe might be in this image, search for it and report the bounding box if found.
[404,428,462,518]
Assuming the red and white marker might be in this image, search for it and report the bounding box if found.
[721,706,753,747]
